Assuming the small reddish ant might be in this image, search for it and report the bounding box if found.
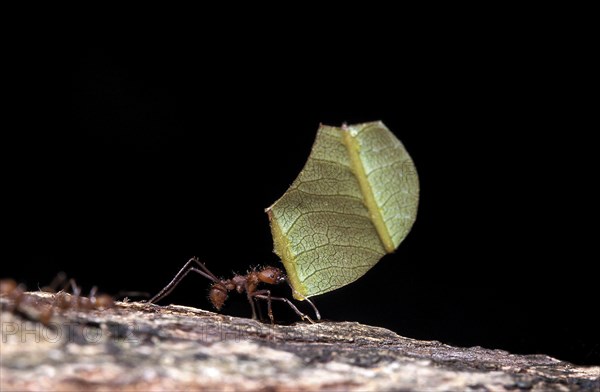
[51,279,114,313]
[149,257,320,323]
[0,276,114,325]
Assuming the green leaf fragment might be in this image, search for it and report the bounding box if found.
[266,121,419,299]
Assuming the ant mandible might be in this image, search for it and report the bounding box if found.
[149,257,321,323]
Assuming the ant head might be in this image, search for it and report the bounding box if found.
[257,266,286,285]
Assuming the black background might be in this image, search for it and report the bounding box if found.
[4,19,597,366]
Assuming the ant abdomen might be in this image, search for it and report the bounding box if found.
[208,283,228,310]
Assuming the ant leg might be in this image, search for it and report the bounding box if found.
[285,277,321,320]
[266,291,273,324]
[150,257,219,304]
[252,291,316,324]
[88,286,98,308]
[89,286,98,298]
[253,296,265,321]
[303,297,321,321]
[41,272,67,293]
[190,258,221,282]
[245,283,258,320]
[252,289,274,324]
[67,279,82,310]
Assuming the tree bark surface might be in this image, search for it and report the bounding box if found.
[1,292,598,391]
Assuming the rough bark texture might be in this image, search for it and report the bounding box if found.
[1,291,598,391]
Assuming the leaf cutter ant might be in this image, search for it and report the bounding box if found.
[149,257,321,323]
